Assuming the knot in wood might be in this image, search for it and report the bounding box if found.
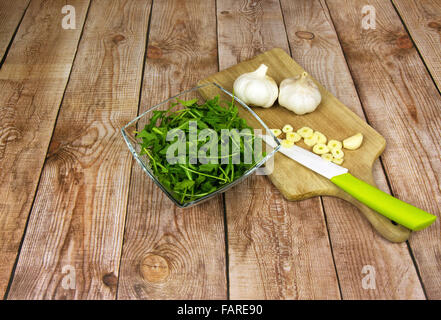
[112,34,126,44]
[428,21,441,31]
[396,35,413,49]
[147,45,163,59]
[140,254,169,283]
[295,31,315,40]
[0,127,21,146]
[102,272,118,288]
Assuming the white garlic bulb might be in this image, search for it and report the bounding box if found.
[278,72,322,115]
[233,64,278,108]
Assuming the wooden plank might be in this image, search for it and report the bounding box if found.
[279,0,424,299]
[326,0,441,299]
[393,0,441,92]
[117,0,227,300]
[217,0,340,299]
[0,0,30,63]
[0,0,89,297]
[7,0,151,299]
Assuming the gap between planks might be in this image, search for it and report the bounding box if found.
[0,0,31,68]
[390,0,441,97]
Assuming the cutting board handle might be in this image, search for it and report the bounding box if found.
[336,172,411,242]
[350,197,411,242]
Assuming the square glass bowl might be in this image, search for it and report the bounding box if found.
[121,82,280,208]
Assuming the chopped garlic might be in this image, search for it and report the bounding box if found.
[312,131,327,144]
[271,129,282,137]
[286,131,301,142]
[281,139,294,148]
[297,126,314,138]
[332,157,344,165]
[313,143,329,155]
[327,139,342,151]
[321,153,333,161]
[331,148,344,159]
[304,135,318,147]
[282,124,294,133]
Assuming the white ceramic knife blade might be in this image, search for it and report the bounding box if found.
[261,134,348,179]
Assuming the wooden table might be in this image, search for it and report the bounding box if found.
[0,0,440,300]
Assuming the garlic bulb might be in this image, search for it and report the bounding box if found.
[278,72,322,115]
[233,64,278,108]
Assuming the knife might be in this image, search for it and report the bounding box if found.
[261,134,436,231]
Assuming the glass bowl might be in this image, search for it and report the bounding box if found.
[121,82,280,208]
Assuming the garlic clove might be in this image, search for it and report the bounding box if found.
[343,133,364,150]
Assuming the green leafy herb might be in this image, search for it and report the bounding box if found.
[136,95,265,204]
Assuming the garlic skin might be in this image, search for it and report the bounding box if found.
[278,72,322,115]
[233,64,278,108]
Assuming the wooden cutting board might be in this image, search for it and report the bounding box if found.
[198,48,410,242]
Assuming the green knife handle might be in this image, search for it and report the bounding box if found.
[330,173,436,231]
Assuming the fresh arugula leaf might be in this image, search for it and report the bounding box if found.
[174,179,195,191]
[177,98,198,107]
[198,163,218,173]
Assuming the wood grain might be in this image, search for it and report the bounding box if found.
[7,0,151,299]
[326,0,441,299]
[279,0,424,299]
[0,0,89,297]
[0,0,29,63]
[215,0,340,299]
[392,0,441,92]
[117,0,227,300]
